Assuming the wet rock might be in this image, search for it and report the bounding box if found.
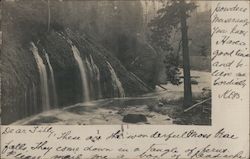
[147,105,154,111]
[160,109,168,115]
[148,105,161,113]
[122,114,147,123]
[146,114,155,118]
[191,79,198,85]
[158,102,164,107]
[117,108,126,115]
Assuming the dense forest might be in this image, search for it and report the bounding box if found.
[1,0,211,125]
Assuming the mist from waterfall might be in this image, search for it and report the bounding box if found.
[67,39,90,102]
[30,42,50,111]
[106,61,125,98]
[45,51,58,107]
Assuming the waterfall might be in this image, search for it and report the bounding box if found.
[30,42,50,111]
[85,57,94,99]
[86,55,102,99]
[85,57,93,79]
[90,55,102,99]
[45,51,58,107]
[67,39,90,102]
[106,61,125,98]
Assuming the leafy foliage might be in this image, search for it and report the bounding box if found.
[164,52,181,85]
[148,0,197,51]
[148,0,197,85]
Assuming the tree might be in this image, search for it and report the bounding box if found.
[148,0,197,108]
[180,0,193,108]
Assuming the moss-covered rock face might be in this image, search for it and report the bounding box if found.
[2,29,152,124]
[42,30,151,103]
[1,0,159,124]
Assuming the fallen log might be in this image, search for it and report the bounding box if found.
[184,97,211,112]
[156,84,168,91]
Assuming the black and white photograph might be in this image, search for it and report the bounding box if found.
[1,0,211,125]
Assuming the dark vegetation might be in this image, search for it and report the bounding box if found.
[149,0,198,108]
[1,0,211,125]
[158,94,211,125]
[1,0,156,124]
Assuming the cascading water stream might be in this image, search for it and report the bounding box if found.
[30,42,50,111]
[90,55,102,99]
[67,39,90,102]
[85,55,102,99]
[85,57,94,99]
[45,51,58,107]
[106,61,125,98]
[85,57,93,79]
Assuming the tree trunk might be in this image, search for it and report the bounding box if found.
[180,0,192,108]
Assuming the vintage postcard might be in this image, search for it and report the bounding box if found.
[0,0,249,159]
